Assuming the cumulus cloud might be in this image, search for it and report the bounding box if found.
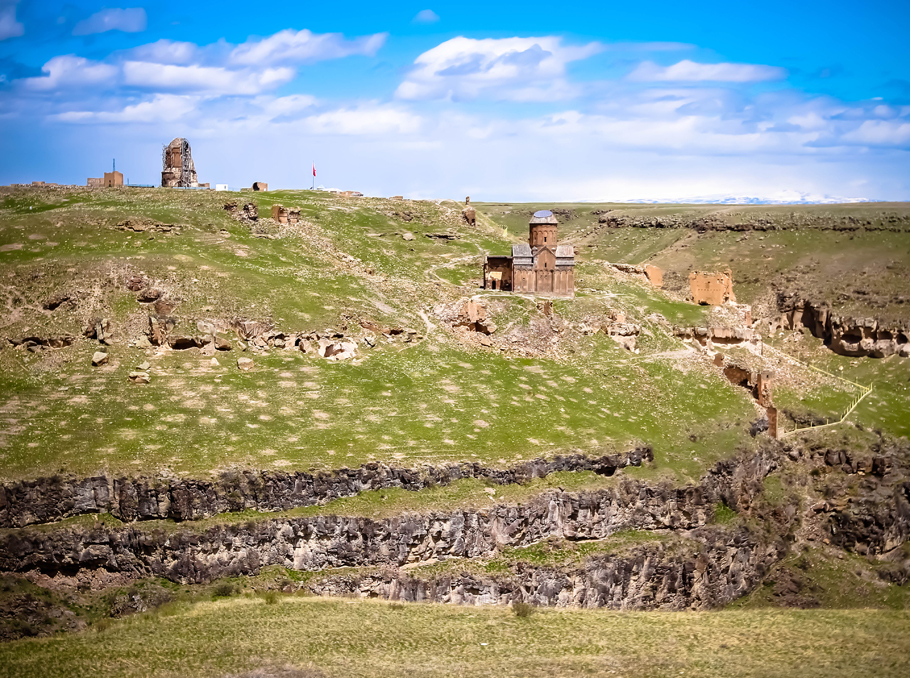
[840,119,910,146]
[301,104,422,135]
[22,55,118,90]
[628,59,786,82]
[73,8,147,36]
[413,9,440,24]
[396,36,602,101]
[124,39,203,66]
[0,0,23,41]
[230,29,386,66]
[52,94,199,123]
[122,61,294,95]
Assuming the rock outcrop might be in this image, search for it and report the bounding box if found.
[310,525,782,610]
[772,296,909,358]
[0,449,652,529]
[0,447,776,606]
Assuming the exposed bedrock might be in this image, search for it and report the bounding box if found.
[0,448,652,529]
[0,447,779,590]
[772,295,909,358]
[311,526,782,610]
[3,442,907,610]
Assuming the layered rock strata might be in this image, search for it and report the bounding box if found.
[310,526,781,610]
[0,449,652,529]
[0,446,775,594]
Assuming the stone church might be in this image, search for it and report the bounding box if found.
[483,210,575,296]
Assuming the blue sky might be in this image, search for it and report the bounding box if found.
[0,0,908,201]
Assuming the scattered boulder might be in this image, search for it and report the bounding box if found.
[214,335,232,351]
[137,288,162,303]
[237,357,254,371]
[317,338,357,361]
[136,361,150,371]
[83,318,115,345]
[402,232,415,241]
[128,372,150,384]
[91,351,108,366]
[126,276,147,292]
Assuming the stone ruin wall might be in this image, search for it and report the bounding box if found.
[161,138,199,188]
[271,204,300,225]
[690,269,736,305]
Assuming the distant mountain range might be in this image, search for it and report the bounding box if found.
[614,191,874,205]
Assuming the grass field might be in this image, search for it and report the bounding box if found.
[0,187,907,482]
[0,596,908,678]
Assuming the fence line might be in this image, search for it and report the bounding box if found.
[776,352,873,437]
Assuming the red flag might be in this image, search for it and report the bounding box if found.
[312,163,316,177]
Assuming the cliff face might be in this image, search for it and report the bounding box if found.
[1,441,907,611]
[0,446,782,611]
[0,481,715,585]
[311,526,784,610]
[0,449,651,529]
[772,296,909,358]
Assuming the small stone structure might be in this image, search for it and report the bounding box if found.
[484,210,575,296]
[607,262,663,288]
[87,171,123,188]
[690,269,735,305]
[161,138,199,188]
[271,204,300,225]
[252,182,268,192]
[720,359,777,438]
[463,196,476,226]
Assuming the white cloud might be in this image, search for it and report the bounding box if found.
[629,59,786,83]
[122,61,294,94]
[413,9,440,24]
[301,104,423,135]
[22,55,118,90]
[52,94,199,123]
[73,8,147,36]
[0,0,23,40]
[230,29,386,66]
[840,120,910,146]
[124,39,202,66]
[255,94,318,119]
[396,36,602,101]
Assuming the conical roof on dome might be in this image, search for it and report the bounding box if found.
[530,209,558,225]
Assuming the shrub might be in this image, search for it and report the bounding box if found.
[212,583,236,599]
[263,590,279,605]
[512,601,535,618]
[713,502,737,524]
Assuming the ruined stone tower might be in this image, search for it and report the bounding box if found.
[161,138,199,188]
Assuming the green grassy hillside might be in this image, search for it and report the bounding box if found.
[0,596,907,678]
